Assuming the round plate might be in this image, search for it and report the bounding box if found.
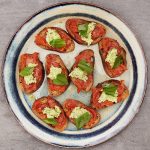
[3,2,147,148]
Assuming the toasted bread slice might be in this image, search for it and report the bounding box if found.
[63,99,100,129]
[32,96,68,132]
[19,52,44,94]
[35,27,75,53]
[91,80,129,109]
[66,18,106,45]
[45,54,70,96]
[70,49,94,93]
[99,37,127,77]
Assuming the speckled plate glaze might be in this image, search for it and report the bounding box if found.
[3,2,147,148]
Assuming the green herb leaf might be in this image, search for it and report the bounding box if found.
[19,67,34,77]
[103,83,118,97]
[78,59,93,74]
[75,112,91,129]
[50,39,66,48]
[43,118,57,125]
[78,23,89,38]
[113,56,123,69]
[53,73,68,85]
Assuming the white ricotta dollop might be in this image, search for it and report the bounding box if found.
[80,22,96,46]
[24,63,37,85]
[42,106,61,119]
[70,107,90,119]
[47,65,62,80]
[98,90,118,103]
[46,29,60,45]
[105,48,118,68]
[69,67,88,82]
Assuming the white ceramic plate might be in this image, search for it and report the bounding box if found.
[3,2,147,148]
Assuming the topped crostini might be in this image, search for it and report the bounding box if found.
[19,52,44,94]
[35,27,75,53]
[99,37,127,77]
[91,80,129,109]
[66,18,106,46]
[69,49,94,93]
[45,54,70,96]
[32,96,68,131]
[63,99,100,129]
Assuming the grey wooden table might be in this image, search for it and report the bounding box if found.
[0,0,150,150]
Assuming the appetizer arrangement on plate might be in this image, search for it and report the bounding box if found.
[4,3,146,148]
[18,18,130,131]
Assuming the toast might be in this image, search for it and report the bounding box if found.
[35,27,75,53]
[69,49,94,93]
[91,80,129,109]
[63,99,100,129]
[19,52,44,94]
[66,18,106,45]
[99,37,127,77]
[32,96,68,131]
[45,54,70,96]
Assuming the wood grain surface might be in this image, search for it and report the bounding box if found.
[0,0,149,150]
